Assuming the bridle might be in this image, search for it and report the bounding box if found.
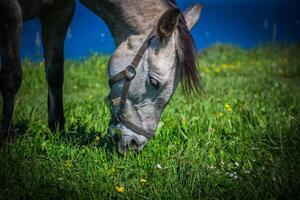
[108,28,157,139]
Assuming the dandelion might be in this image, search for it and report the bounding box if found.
[203,68,210,74]
[115,186,125,193]
[215,67,222,73]
[209,128,216,133]
[216,112,224,117]
[65,160,73,168]
[111,167,117,173]
[95,135,100,142]
[180,114,186,124]
[221,63,230,69]
[140,179,147,184]
[225,103,232,112]
[101,63,106,69]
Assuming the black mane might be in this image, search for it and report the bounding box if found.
[167,0,202,95]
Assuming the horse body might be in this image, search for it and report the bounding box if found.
[19,0,74,20]
[0,0,202,153]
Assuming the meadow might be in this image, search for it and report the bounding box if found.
[1,44,299,199]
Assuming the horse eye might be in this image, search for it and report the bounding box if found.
[149,76,160,89]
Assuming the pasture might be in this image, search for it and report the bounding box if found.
[1,44,299,199]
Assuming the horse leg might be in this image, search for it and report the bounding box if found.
[40,2,74,132]
[0,0,23,141]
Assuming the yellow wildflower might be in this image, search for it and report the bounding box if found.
[215,67,222,73]
[111,167,117,173]
[101,63,106,69]
[217,112,224,117]
[282,58,288,64]
[95,135,100,142]
[115,186,125,193]
[65,160,73,168]
[140,179,147,184]
[203,68,210,74]
[221,63,229,69]
[180,114,186,124]
[225,103,232,112]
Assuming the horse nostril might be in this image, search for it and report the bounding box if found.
[112,134,119,143]
[130,139,139,149]
[118,141,128,155]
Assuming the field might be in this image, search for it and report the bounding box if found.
[1,44,300,199]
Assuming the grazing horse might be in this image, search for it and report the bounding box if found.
[0,0,203,153]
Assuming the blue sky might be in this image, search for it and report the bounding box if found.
[21,0,300,59]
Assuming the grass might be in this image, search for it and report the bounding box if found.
[1,44,300,199]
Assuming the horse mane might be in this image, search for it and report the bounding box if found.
[166,0,202,95]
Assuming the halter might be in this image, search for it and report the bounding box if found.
[108,28,157,139]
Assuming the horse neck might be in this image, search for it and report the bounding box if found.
[80,0,169,46]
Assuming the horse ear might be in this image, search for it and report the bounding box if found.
[183,3,203,30]
[157,8,180,39]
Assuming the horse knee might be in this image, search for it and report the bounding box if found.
[46,72,63,89]
[46,62,64,89]
[45,54,64,89]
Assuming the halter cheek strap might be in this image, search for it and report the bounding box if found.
[108,28,156,139]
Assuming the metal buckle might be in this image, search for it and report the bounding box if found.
[125,65,136,80]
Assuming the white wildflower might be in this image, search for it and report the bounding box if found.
[234,162,239,167]
[156,164,162,169]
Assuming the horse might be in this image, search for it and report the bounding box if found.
[0,0,203,154]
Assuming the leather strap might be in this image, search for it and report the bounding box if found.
[132,29,156,67]
[109,29,156,88]
[122,119,154,139]
[109,70,126,88]
[108,28,157,138]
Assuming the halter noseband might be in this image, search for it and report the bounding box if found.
[108,28,157,139]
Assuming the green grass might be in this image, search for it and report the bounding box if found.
[1,44,300,199]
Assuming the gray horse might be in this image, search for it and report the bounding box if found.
[0,0,202,153]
